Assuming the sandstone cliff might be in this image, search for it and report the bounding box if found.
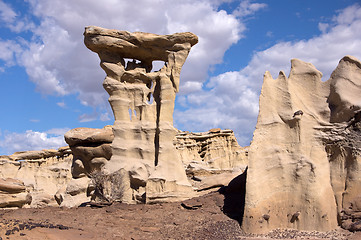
[243,56,361,233]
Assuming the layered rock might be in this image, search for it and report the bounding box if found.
[0,126,247,208]
[0,178,31,208]
[175,128,248,171]
[65,126,114,178]
[84,26,198,203]
[0,147,72,208]
[243,56,361,233]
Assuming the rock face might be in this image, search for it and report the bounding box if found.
[0,178,31,208]
[0,147,72,208]
[84,26,198,203]
[243,56,361,233]
[175,129,248,170]
[0,127,247,208]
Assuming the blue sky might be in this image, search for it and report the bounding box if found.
[0,0,360,155]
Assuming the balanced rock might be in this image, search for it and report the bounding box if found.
[65,126,114,178]
[243,56,361,233]
[84,26,198,203]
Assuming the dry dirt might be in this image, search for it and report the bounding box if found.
[0,191,360,240]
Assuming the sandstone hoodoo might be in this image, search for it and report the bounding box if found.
[84,26,199,203]
[1,25,360,237]
[243,56,361,233]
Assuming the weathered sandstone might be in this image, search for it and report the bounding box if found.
[175,128,248,170]
[64,126,114,178]
[243,56,361,233]
[84,26,198,203]
[0,147,72,208]
[0,127,247,208]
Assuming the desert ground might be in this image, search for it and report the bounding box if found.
[1,191,360,240]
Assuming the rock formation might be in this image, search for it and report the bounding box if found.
[65,126,114,179]
[175,128,248,170]
[0,126,247,208]
[0,178,31,208]
[0,147,72,208]
[243,56,361,233]
[84,26,198,203]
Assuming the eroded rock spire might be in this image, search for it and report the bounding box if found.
[84,26,198,203]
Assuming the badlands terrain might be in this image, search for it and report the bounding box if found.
[1,28,361,239]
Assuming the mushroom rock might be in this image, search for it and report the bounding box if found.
[243,56,361,233]
[84,26,198,203]
[64,126,114,178]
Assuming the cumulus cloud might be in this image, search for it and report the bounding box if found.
[175,4,361,146]
[0,0,263,115]
[0,128,69,155]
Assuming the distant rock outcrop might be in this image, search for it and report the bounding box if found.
[243,56,361,233]
[0,147,72,208]
[176,129,248,170]
[84,26,199,203]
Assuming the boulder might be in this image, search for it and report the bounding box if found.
[65,126,114,178]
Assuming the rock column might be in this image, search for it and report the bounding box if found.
[84,26,198,203]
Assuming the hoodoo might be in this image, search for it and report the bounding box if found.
[84,26,198,203]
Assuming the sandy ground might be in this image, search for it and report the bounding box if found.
[0,191,360,240]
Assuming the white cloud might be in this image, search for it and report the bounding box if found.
[1,0,261,117]
[318,23,329,33]
[0,129,67,155]
[0,0,16,23]
[46,127,70,136]
[0,0,35,32]
[175,4,361,146]
[100,112,111,122]
[78,112,99,123]
[232,0,267,18]
[0,40,20,67]
[175,71,259,146]
[57,101,66,108]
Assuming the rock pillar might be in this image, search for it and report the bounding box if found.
[84,26,198,203]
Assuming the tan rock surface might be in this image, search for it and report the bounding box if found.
[84,26,198,203]
[65,126,114,178]
[175,129,248,170]
[243,56,361,233]
[0,178,31,208]
[0,147,73,208]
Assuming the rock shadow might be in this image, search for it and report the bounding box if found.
[219,167,247,226]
